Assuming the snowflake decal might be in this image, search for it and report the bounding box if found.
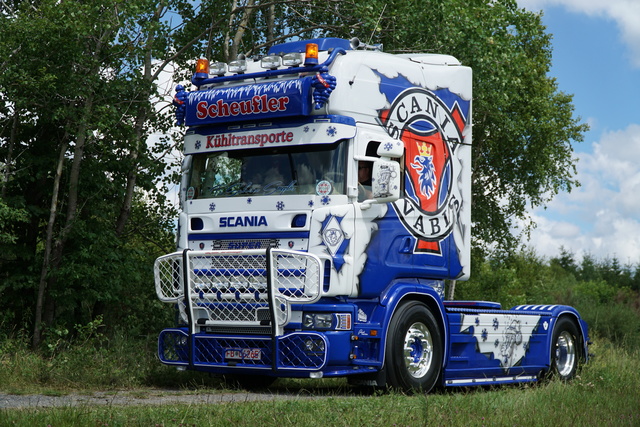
[475,317,480,326]
[493,318,499,330]
[481,328,488,342]
[247,198,252,204]
[494,339,500,348]
[326,126,337,137]
[276,201,285,210]
[384,142,393,152]
[195,140,202,150]
[303,126,310,133]
[321,195,331,205]
[308,200,314,207]
[209,203,216,212]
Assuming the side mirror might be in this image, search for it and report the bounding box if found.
[371,158,401,203]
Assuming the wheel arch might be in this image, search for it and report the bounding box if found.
[548,310,588,369]
[377,281,449,373]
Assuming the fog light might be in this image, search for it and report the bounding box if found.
[229,59,247,73]
[261,55,281,69]
[282,52,304,67]
[304,338,325,354]
[210,61,227,76]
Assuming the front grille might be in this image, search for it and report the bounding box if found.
[204,325,272,335]
[155,249,322,335]
[211,239,280,250]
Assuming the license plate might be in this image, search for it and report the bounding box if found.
[225,348,261,361]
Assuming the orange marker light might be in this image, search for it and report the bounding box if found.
[194,58,210,79]
[304,43,319,66]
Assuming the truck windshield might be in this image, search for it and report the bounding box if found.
[187,140,347,199]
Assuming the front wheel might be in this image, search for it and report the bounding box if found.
[385,301,443,393]
[550,317,582,381]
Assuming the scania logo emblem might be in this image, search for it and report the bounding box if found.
[379,87,468,251]
[323,227,342,247]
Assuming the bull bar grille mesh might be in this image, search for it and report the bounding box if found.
[155,249,323,335]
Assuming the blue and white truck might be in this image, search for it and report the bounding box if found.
[154,37,589,392]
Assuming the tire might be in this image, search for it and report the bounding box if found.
[550,317,582,381]
[385,301,443,393]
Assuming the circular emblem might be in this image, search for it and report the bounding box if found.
[316,180,332,196]
[382,88,467,243]
[322,227,342,246]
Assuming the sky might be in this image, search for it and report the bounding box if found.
[516,0,640,263]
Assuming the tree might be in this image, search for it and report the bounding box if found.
[0,0,588,344]
[174,0,586,252]
[550,246,578,276]
[343,0,587,252]
[0,0,179,347]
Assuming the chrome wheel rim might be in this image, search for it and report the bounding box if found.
[555,331,576,377]
[403,322,433,378]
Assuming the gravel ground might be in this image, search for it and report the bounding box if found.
[0,389,318,409]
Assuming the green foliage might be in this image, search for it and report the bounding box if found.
[0,200,28,246]
[0,322,181,393]
[340,0,587,251]
[170,0,588,251]
[0,0,178,344]
[0,0,611,361]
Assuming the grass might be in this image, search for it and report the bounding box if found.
[0,335,639,426]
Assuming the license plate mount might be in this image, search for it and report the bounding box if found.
[225,348,262,361]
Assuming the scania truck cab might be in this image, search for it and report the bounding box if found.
[154,37,588,392]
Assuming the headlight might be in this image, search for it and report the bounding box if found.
[302,313,351,330]
[315,314,333,328]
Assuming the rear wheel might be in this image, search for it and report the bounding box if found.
[550,317,582,381]
[385,301,442,393]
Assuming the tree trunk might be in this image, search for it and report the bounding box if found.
[267,3,275,45]
[32,136,69,349]
[1,109,18,199]
[115,2,165,237]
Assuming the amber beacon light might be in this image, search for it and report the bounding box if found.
[304,43,319,66]
[194,58,210,79]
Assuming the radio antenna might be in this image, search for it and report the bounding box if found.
[367,4,387,46]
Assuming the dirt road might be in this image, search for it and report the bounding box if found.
[0,389,321,409]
